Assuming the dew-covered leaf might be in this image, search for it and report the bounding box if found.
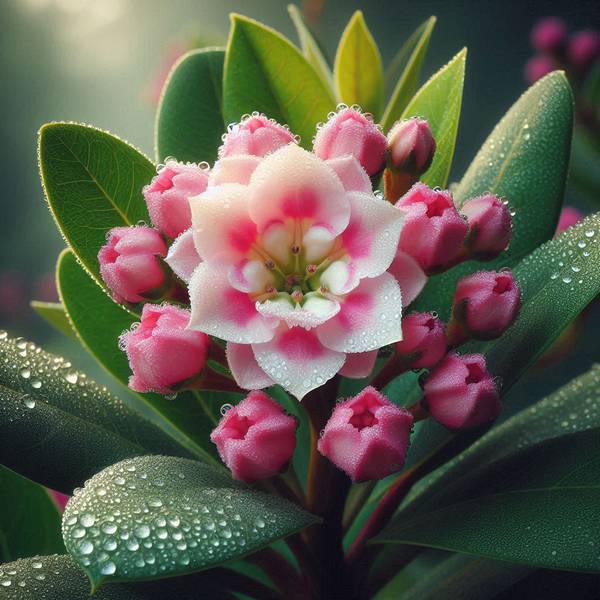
[0,331,192,494]
[155,48,225,164]
[30,301,76,340]
[39,123,155,285]
[62,456,318,589]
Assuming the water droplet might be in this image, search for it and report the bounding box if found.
[22,395,36,409]
[135,525,151,539]
[100,562,116,576]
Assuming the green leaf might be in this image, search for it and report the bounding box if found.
[381,16,436,132]
[223,14,336,148]
[334,11,384,118]
[570,126,600,208]
[0,466,64,562]
[39,123,155,284]
[155,48,225,164]
[62,455,318,589]
[287,4,333,92]
[30,301,76,340]
[400,49,466,189]
[56,249,223,465]
[414,71,574,317]
[0,332,189,495]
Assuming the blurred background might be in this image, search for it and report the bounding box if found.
[0,0,599,400]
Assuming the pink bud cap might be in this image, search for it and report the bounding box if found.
[556,205,584,236]
[317,387,413,482]
[313,107,387,176]
[386,117,436,175]
[120,303,209,394]
[531,17,567,54]
[98,226,167,304]
[396,312,447,369]
[395,183,468,273]
[219,114,296,158]
[569,30,600,70]
[210,391,297,483]
[452,270,521,340]
[423,353,501,429]
[524,55,556,83]
[144,160,209,239]
[462,194,512,258]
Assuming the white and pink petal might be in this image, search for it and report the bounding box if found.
[226,342,274,390]
[256,293,340,329]
[338,350,379,379]
[325,156,372,193]
[388,250,428,306]
[165,229,201,283]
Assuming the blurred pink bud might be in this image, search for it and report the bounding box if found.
[569,30,600,70]
[396,312,447,369]
[313,107,387,175]
[395,183,468,273]
[556,205,584,236]
[318,387,413,482]
[210,391,297,483]
[120,303,209,394]
[524,55,556,83]
[386,118,436,175]
[219,113,296,158]
[144,160,209,239]
[50,489,70,512]
[462,194,512,258]
[531,17,567,54]
[451,270,521,340]
[98,226,167,304]
[423,353,501,429]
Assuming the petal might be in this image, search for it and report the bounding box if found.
[248,144,351,235]
[228,259,275,294]
[261,221,294,265]
[209,155,262,186]
[326,156,372,192]
[387,250,428,306]
[303,225,336,263]
[320,260,360,295]
[226,342,274,390]
[317,272,403,353]
[339,350,379,378]
[165,229,201,283]
[253,326,346,400]
[188,263,276,343]
[256,293,340,329]
[341,191,404,279]
[190,183,258,266]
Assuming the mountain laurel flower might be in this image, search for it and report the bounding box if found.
[313,106,387,176]
[120,304,210,394]
[386,118,436,175]
[524,55,556,83]
[318,386,413,482]
[395,183,468,273]
[187,138,406,400]
[396,312,447,369]
[98,226,168,304]
[143,160,210,239]
[531,17,567,54]
[422,353,501,430]
[210,391,297,483]
[462,194,512,259]
[569,30,600,70]
[450,270,521,342]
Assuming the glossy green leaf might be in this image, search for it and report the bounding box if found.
[287,4,333,92]
[155,48,225,164]
[223,14,336,148]
[414,71,574,317]
[39,123,155,284]
[63,455,318,589]
[381,16,436,131]
[400,49,466,189]
[0,332,189,495]
[30,301,76,340]
[334,11,384,118]
[56,249,223,466]
[0,466,64,562]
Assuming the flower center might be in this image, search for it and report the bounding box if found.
[228,415,253,439]
[465,362,486,384]
[349,408,379,430]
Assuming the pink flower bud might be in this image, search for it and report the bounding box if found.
[386,118,436,175]
[210,391,297,483]
[556,205,584,236]
[98,226,167,304]
[569,30,600,70]
[120,303,209,394]
[531,17,567,54]
[396,312,447,369]
[451,270,521,340]
[524,55,556,83]
[313,107,387,175]
[317,387,413,482]
[219,113,296,158]
[462,194,512,258]
[423,353,500,429]
[395,183,468,273]
[143,160,209,239]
